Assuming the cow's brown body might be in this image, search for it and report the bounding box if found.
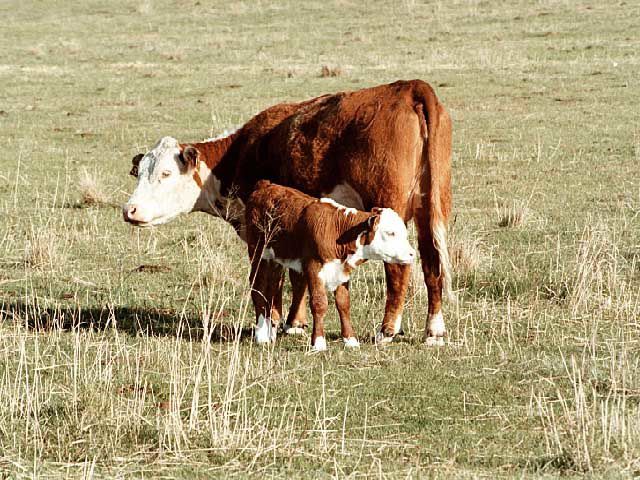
[157,79,451,342]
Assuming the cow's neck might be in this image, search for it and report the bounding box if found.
[187,133,248,239]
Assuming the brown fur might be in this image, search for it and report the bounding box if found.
[245,180,379,345]
[160,80,452,338]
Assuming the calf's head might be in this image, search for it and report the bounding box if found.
[123,137,204,227]
[362,208,415,264]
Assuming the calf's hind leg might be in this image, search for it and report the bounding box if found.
[335,283,359,348]
[249,254,282,343]
[284,270,308,334]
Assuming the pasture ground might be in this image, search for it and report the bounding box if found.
[1,0,639,477]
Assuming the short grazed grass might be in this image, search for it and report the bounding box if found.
[1,0,639,477]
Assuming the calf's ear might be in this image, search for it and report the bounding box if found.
[367,212,381,232]
[179,146,199,170]
[130,153,143,177]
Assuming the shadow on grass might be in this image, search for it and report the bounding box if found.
[0,298,255,343]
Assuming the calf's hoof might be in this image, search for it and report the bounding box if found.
[343,337,360,348]
[312,336,327,352]
[255,315,277,344]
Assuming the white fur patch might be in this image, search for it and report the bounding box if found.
[362,208,415,265]
[423,312,446,346]
[319,197,357,216]
[255,314,277,344]
[262,248,302,273]
[393,314,403,334]
[318,259,351,292]
[343,337,360,348]
[323,183,365,210]
[313,336,327,351]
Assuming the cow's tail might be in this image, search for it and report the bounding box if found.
[413,81,453,301]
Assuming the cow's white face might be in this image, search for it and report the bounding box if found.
[123,137,203,227]
[363,208,415,264]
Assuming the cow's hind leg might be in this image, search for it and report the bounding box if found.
[284,270,308,335]
[376,263,411,344]
[415,213,447,346]
[334,283,359,348]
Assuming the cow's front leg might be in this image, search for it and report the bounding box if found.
[376,263,411,344]
[335,283,359,348]
[284,270,308,334]
[305,261,328,351]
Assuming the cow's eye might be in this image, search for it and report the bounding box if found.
[161,171,172,179]
[386,231,396,237]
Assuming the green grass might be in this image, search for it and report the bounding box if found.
[1,0,640,477]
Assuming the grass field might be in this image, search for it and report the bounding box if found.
[1,0,639,477]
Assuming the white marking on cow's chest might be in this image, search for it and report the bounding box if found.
[262,248,302,273]
[318,259,350,292]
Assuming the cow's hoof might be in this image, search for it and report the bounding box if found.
[283,325,306,335]
[375,331,395,345]
[423,336,445,347]
[343,337,360,348]
[312,336,327,352]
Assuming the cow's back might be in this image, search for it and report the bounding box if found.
[262,80,430,217]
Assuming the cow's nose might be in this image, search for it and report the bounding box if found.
[123,204,138,222]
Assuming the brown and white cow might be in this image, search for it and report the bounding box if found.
[246,180,415,350]
[123,79,452,346]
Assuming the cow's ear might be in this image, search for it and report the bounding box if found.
[180,146,199,170]
[130,153,143,177]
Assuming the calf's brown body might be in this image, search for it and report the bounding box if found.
[246,181,380,346]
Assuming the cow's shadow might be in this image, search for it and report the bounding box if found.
[0,299,255,343]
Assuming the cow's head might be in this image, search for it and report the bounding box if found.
[123,137,206,227]
[362,208,415,264]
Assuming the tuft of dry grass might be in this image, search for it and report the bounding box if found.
[449,231,485,275]
[24,228,63,269]
[319,65,343,78]
[78,168,110,206]
[497,200,530,228]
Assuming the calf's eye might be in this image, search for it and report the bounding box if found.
[161,171,172,179]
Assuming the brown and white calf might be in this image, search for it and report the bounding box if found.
[246,181,415,350]
[123,79,452,346]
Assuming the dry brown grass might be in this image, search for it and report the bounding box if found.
[497,200,530,228]
[78,168,110,206]
[319,65,343,78]
[23,227,63,269]
[449,231,485,275]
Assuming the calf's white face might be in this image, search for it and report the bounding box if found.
[123,137,203,227]
[363,208,415,264]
